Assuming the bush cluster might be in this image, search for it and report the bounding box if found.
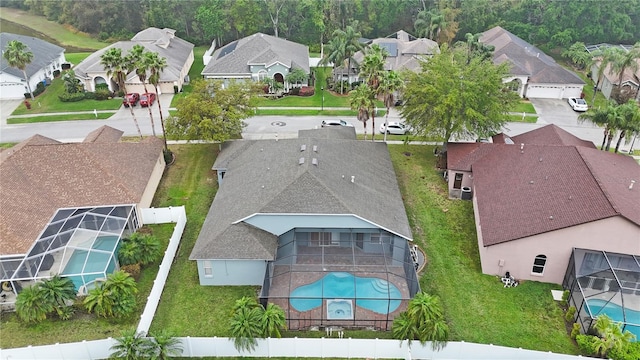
[58,92,85,102]
[298,86,315,96]
[24,82,46,99]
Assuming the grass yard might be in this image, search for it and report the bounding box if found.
[170,46,209,106]
[575,72,610,109]
[64,52,93,66]
[11,72,122,115]
[507,114,538,123]
[7,112,115,124]
[512,101,536,114]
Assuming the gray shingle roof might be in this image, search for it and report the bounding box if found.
[74,28,193,83]
[1,33,64,79]
[480,26,584,85]
[201,33,309,76]
[190,135,412,260]
[352,30,439,73]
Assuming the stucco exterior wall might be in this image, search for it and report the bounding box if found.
[476,216,640,284]
[447,169,473,198]
[1,52,65,99]
[139,151,166,209]
[197,259,267,285]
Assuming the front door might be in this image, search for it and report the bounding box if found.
[453,173,463,189]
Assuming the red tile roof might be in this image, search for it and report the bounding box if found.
[0,128,164,255]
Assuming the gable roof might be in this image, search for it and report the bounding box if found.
[190,135,412,260]
[0,33,65,80]
[0,127,164,256]
[201,33,310,76]
[480,26,584,85]
[511,124,596,148]
[74,28,193,83]
[353,30,439,72]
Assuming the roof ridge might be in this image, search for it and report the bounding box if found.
[305,169,354,214]
[575,147,621,216]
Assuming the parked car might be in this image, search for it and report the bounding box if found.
[567,97,588,112]
[380,122,409,135]
[321,119,354,127]
[122,93,140,107]
[139,93,157,107]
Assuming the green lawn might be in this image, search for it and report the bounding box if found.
[7,112,115,124]
[575,72,610,109]
[507,114,538,123]
[11,72,122,115]
[512,101,536,114]
[64,52,93,66]
[170,46,209,106]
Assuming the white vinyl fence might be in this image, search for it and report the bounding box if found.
[137,206,187,333]
[0,337,597,360]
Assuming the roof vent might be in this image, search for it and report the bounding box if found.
[312,158,318,166]
[301,144,306,152]
[313,145,318,152]
[275,134,278,142]
[630,180,636,190]
[520,143,524,150]
[539,157,543,162]
[351,176,355,183]
[549,215,554,220]
[299,157,305,165]
[529,180,534,184]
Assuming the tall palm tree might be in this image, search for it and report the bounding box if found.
[591,47,624,105]
[261,303,286,338]
[330,24,363,94]
[15,283,52,323]
[392,292,449,351]
[608,42,640,102]
[149,329,183,360]
[320,36,347,93]
[128,45,157,136]
[578,104,617,150]
[3,40,35,100]
[147,51,169,151]
[350,84,375,140]
[613,100,640,153]
[359,44,388,140]
[110,328,154,360]
[101,47,143,139]
[379,70,405,142]
[38,275,76,320]
[229,300,263,352]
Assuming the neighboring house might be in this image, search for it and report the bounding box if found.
[0,33,66,100]
[190,127,418,330]
[344,30,439,84]
[480,26,585,99]
[445,124,639,285]
[74,28,194,94]
[586,43,640,101]
[201,33,310,92]
[0,126,165,302]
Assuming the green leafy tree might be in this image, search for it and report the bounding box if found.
[562,42,591,70]
[62,69,84,94]
[146,51,169,151]
[349,83,375,140]
[401,44,518,144]
[456,32,494,64]
[148,329,183,360]
[3,40,35,99]
[284,68,308,87]
[15,283,52,323]
[379,70,405,142]
[38,274,76,320]
[110,328,154,360]
[166,79,259,142]
[392,292,449,351]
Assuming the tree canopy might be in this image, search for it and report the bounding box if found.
[165,79,259,142]
[401,44,519,144]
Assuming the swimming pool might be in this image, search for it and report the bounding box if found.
[290,272,402,314]
[587,299,640,341]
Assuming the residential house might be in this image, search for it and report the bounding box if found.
[445,124,639,285]
[74,28,194,94]
[201,33,310,92]
[190,127,419,330]
[480,26,585,99]
[0,126,165,302]
[0,33,66,99]
[586,43,640,101]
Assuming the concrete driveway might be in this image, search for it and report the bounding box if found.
[0,99,24,125]
[529,98,581,126]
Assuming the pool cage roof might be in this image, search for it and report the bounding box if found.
[0,205,138,292]
[563,248,640,338]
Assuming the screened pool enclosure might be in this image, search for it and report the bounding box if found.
[260,229,420,331]
[563,248,640,341]
[0,205,139,297]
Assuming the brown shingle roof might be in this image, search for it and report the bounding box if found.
[0,128,164,255]
[83,125,124,143]
[446,143,493,171]
[511,124,596,148]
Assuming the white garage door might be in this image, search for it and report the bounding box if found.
[526,84,584,99]
[0,82,27,100]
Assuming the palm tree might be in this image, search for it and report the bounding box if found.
[349,84,375,140]
[38,275,76,320]
[328,24,363,94]
[608,42,640,103]
[591,47,624,105]
[261,303,286,338]
[104,270,138,318]
[146,51,169,151]
[359,44,388,140]
[119,233,161,266]
[3,40,35,100]
[379,70,405,142]
[591,315,637,357]
[392,292,449,351]
[149,329,183,360]
[110,328,154,360]
[458,33,494,64]
[414,9,441,40]
[320,35,347,93]
[15,283,52,323]
[84,283,115,318]
[101,47,143,139]
[229,298,263,352]
[562,42,591,70]
[578,104,617,150]
[613,100,640,153]
[129,45,157,136]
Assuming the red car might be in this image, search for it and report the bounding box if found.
[122,93,140,107]
[139,93,157,107]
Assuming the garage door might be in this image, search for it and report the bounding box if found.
[0,83,27,99]
[526,85,564,99]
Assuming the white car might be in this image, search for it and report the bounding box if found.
[321,119,354,127]
[380,122,409,135]
[568,97,588,112]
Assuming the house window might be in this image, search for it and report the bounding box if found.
[453,173,463,189]
[532,255,547,274]
[370,233,391,244]
[310,232,338,246]
[203,261,213,277]
[257,70,268,82]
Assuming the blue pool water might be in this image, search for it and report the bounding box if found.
[290,272,402,314]
[587,299,640,341]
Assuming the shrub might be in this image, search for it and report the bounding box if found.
[53,69,61,77]
[571,322,581,339]
[290,87,300,96]
[58,92,85,102]
[120,263,141,280]
[561,290,570,307]
[95,83,109,90]
[565,306,576,322]
[575,334,598,356]
[24,82,46,99]
[83,92,96,100]
[609,341,640,360]
[298,86,315,96]
[94,88,111,100]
